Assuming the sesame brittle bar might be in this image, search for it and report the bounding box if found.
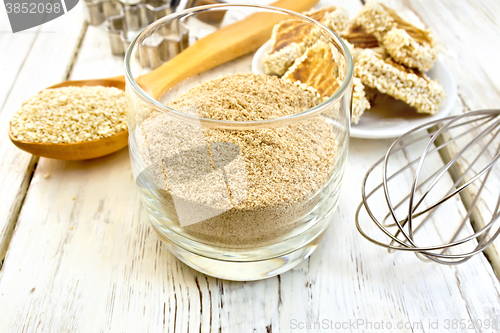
[355,49,444,114]
[282,41,343,99]
[352,77,371,124]
[341,22,387,61]
[353,1,437,72]
[263,6,349,76]
[282,41,370,123]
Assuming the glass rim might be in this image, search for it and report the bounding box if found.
[124,3,354,130]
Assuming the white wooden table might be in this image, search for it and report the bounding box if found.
[1,0,500,332]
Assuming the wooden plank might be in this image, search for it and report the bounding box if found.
[398,0,500,277]
[0,0,42,263]
[70,25,124,79]
[0,8,38,108]
[0,1,500,332]
[280,136,500,333]
[0,4,87,263]
[432,123,500,278]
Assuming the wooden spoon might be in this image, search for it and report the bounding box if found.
[9,78,128,161]
[9,0,319,160]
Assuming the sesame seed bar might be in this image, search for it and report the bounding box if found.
[354,49,444,114]
[263,6,349,76]
[352,76,371,124]
[353,1,437,72]
[282,41,343,99]
[282,41,369,124]
[341,22,387,61]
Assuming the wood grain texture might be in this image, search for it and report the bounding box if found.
[397,0,500,277]
[0,4,87,263]
[0,1,500,332]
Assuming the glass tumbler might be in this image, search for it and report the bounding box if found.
[125,4,353,281]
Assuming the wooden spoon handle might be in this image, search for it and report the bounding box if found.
[137,0,319,99]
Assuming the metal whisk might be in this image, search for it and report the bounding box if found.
[355,109,500,265]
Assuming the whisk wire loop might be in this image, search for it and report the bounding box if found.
[356,110,500,264]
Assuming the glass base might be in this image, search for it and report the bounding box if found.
[152,223,327,281]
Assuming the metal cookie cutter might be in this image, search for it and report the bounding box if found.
[104,0,226,66]
[83,0,128,26]
[106,1,189,62]
[84,0,225,26]
[84,0,175,26]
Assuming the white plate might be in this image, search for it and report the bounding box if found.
[252,41,457,139]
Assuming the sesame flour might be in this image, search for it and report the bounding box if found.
[137,73,337,246]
